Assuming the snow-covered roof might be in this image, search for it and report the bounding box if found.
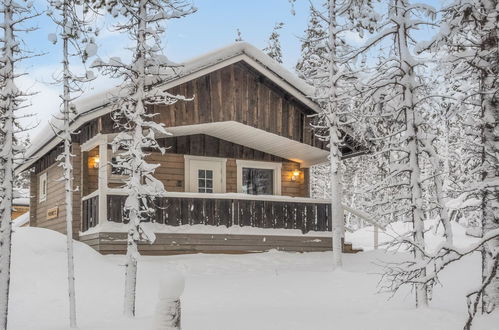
[19,42,318,173]
[13,212,30,227]
[13,198,29,206]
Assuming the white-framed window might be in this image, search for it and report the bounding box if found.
[39,172,48,203]
[184,155,227,193]
[236,160,281,195]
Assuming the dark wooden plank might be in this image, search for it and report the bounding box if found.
[305,203,316,233]
[274,202,285,229]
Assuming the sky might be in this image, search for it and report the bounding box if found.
[17,0,439,139]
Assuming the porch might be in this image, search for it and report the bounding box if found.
[80,190,360,255]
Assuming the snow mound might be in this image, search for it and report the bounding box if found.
[13,227,101,257]
[7,227,494,330]
[346,219,479,252]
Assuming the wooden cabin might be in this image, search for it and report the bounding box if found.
[17,43,362,255]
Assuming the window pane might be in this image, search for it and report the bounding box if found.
[199,188,205,193]
[198,169,205,179]
[242,168,273,195]
[205,188,213,193]
[206,170,213,179]
[198,179,205,188]
[206,179,213,188]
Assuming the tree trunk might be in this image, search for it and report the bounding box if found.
[123,0,148,317]
[0,2,15,328]
[396,0,428,307]
[480,6,499,309]
[62,1,77,326]
[327,0,344,269]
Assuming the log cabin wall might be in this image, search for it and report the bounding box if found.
[32,163,67,234]
[29,170,38,227]
[29,144,82,238]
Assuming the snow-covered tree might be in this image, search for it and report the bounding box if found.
[350,0,442,307]
[0,1,37,328]
[46,1,98,326]
[235,28,243,42]
[296,5,327,84]
[305,0,362,268]
[263,22,284,63]
[409,0,499,325]
[89,0,196,317]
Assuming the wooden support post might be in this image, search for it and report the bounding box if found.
[98,141,108,224]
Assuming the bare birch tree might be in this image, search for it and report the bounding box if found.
[350,0,441,307]
[0,1,38,328]
[88,0,195,317]
[47,1,98,326]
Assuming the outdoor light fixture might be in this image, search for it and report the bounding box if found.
[89,155,100,169]
[291,169,301,182]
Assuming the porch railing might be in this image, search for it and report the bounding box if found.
[82,191,388,249]
[82,192,333,234]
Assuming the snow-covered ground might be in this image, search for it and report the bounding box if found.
[9,223,498,330]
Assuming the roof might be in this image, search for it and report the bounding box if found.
[13,212,30,227]
[18,42,319,173]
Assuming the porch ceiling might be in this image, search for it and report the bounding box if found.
[167,121,329,167]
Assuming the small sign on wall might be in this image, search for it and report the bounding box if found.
[47,207,59,220]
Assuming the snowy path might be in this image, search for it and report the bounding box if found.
[8,227,496,330]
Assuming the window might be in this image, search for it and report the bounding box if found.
[236,160,281,195]
[198,169,214,193]
[242,168,273,195]
[39,172,47,203]
[184,155,226,193]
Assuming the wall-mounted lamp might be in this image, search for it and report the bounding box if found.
[291,169,301,182]
[88,155,100,169]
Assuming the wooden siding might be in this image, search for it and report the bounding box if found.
[33,143,63,174]
[80,232,359,255]
[154,62,324,148]
[29,144,82,237]
[157,134,288,162]
[144,153,185,192]
[32,164,67,233]
[29,170,37,227]
[226,159,237,193]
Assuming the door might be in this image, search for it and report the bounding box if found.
[188,159,224,193]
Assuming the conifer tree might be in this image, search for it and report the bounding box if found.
[263,22,284,63]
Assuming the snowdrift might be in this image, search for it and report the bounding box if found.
[7,225,496,330]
